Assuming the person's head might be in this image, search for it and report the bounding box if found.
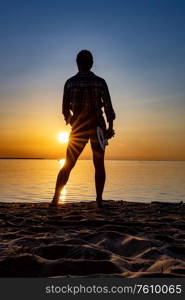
[76,50,93,72]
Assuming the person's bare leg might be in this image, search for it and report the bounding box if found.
[51,134,87,206]
[93,151,106,208]
[51,164,71,206]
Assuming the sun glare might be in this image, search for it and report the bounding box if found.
[58,132,69,144]
[59,159,66,167]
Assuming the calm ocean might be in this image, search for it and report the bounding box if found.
[0,159,184,203]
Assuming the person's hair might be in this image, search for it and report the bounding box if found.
[76,50,93,71]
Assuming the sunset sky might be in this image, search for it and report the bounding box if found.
[0,0,185,160]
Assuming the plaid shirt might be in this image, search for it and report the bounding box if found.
[62,71,116,123]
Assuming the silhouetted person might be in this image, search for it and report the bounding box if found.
[51,50,115,208]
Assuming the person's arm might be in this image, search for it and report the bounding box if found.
[62,80,71,125]
[101,80,116,136]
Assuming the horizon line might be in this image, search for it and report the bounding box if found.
[0,158,185,162]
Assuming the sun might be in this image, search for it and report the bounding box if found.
[57,132,69,144]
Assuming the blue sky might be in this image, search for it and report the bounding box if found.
[0,0,185,159]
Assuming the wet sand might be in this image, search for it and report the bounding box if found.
[0,200,185,277]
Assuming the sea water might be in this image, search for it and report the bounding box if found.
[0,159,184,203]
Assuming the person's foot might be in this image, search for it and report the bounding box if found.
[96,198,103,208]
[49,197,59,207]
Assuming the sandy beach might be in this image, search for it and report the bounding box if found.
[0,200,185,277]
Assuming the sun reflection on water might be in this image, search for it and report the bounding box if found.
[58,159,67,203]
[59,159,66,168]
[59,187,67,203]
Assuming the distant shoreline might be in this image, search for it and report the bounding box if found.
[0,158,185,162]
[0,158,45,160]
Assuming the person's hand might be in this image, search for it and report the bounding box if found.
[66,112,73,125]
[106,128,115,139]
[69,115,74,126]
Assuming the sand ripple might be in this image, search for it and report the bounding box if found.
[0,200,185,277]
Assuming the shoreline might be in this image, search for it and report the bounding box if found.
[0,200,185,277]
